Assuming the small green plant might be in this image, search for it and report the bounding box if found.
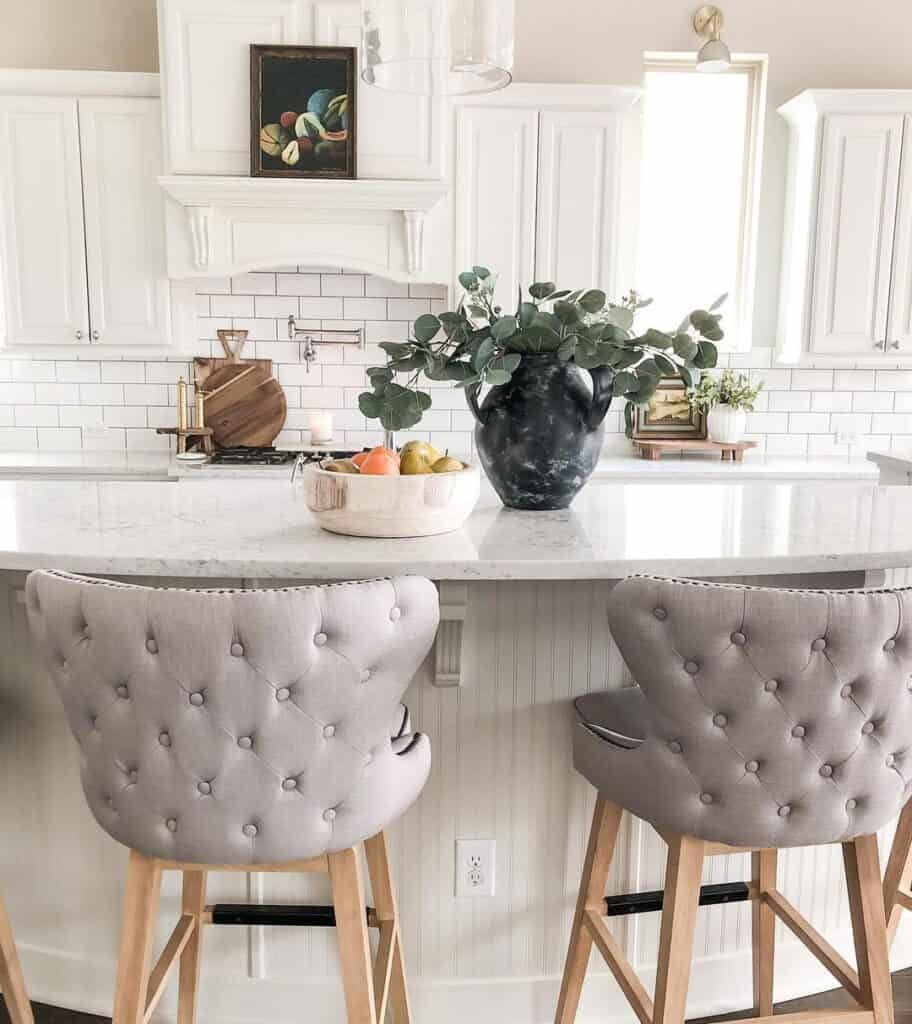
[687,368,763,413]
[357,266,724,432]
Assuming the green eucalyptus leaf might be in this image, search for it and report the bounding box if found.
[459,271,479,291]
[579,289,607,313]
[518,302,538,328]
[445,361,477,382]
[557,337,578,362]
[545,289,572,301]
[413,313,441,343]
[379,341,413,358]
[642,328,673,349]
[490,315,518,342]
[529,281,557,300]
[673,333,699,361]
[636,357,660,380]
[366,366,393,382]
[485,368,511,386]
[473,337,495,370]
[472,265,491,280]
[501,353,521,372]
[694,340,719,368]
[358,392,382,419]
[654,352,678,376]
[709,293,728,312]
[612,371,638,397]
[624,400,635,438]
[605,305,634,331]
[389,354,427,372]
[553,300,580,325]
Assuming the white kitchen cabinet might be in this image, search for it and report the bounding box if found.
[158,0,444,178]
[79,98,170,347]
[452,86,640,309]
[0,97,90,345]
[453,106,539,310]
[0,75,174,352]
[778,90,912,363]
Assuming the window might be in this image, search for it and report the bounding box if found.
[635,55,767,351]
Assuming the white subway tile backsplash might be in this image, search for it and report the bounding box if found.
[6,271,912,455]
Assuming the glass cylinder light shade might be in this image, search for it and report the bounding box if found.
[361,0,515,95]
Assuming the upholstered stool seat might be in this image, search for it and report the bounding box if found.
[27,570,439,1024]
[557,575,905,1024]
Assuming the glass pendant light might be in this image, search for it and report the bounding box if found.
[361,0,515,96]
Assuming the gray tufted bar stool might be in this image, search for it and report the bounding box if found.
[25,570,439,1024]
[556,574,908,1024]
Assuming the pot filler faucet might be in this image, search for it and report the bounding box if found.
[287,316,366,373]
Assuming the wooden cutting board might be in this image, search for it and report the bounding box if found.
[194,356,287,448]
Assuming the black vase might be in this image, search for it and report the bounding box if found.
[465,354,615,511]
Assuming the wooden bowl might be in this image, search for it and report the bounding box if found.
[299,462,481,538]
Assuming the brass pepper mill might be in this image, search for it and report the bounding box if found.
[176,378,188,431]
[195,390,205,428]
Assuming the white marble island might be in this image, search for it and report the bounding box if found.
[4,477,912,1024]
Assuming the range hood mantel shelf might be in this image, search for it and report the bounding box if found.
[159,175,449,282]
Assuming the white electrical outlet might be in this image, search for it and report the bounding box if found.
[455,839,496,897]
[836,430,861,446]
[83,425,112,442]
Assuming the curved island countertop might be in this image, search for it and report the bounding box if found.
[0,476,910,579]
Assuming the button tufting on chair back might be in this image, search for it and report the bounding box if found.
[578,574,912,849]
[25,570,439,865]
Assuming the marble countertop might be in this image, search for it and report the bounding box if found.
[0,476,910,580]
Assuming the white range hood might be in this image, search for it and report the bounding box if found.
[159,175,449,282]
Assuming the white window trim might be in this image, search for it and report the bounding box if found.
[641,51,768,353]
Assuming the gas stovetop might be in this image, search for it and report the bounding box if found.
[208,447,358,466]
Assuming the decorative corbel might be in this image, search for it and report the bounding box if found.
[186,205,213,271]
[433,582,468,686]
[402,209,426,274]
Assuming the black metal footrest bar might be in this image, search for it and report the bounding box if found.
[604,881,750,917]
[210,904,373,927]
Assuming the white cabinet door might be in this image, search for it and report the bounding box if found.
[810,113,904,355]
[535,110,622,295]
[313,1,442,178]
[159,0,313,174]
[453,106,538,310]
[0,97,89,345]
[888,116,912,354]
[79,98,170,347]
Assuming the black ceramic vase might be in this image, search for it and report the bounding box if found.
[465,354,615,511]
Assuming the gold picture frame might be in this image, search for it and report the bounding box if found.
[632,377,706,440]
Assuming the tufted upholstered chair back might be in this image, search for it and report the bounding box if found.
[26,570,439,865]
[603,575,912,848]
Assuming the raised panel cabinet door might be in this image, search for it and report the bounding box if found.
[535,110,622,295]
[159,0,314,174]
[79,98,170,347]
[888,116,912,353]
[809,113,904,355]
[0,97,89,345]
[454,106,538,310]
[313,1,442,178]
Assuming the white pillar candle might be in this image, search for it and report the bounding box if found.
[309,412,334,444]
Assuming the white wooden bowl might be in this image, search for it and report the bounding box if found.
[299,462,481,538]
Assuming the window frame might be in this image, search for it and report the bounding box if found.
[639,51,768,353]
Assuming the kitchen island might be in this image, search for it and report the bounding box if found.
[4,477,912,1024]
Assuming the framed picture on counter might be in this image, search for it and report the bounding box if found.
[632,377,706,440]
[251,44,356,179]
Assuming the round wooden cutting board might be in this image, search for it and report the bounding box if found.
[198,359,287,448]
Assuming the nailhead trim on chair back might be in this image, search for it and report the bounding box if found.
[607,575,912,846]
[26,571,439,865]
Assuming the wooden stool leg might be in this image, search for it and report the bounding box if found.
[177,870,207,1024]
[113,850,162,1024]
[751,849,778,1015]
[364,832,410,1024]
[884,799,912,948]
[653,833,705,1024]
[0,889,33,1024]
[329,847,377,1024]
[843,834,893,1024]
[555,797,623,1024]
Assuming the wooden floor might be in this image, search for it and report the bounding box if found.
[2,969,912,1024]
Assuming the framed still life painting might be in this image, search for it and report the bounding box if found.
[632,377,706,440]
[251,44,356,179]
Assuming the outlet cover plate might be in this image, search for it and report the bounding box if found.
[455,838,496,897]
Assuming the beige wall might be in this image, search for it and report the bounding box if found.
[3,0,911,345]
[0,0,158,72]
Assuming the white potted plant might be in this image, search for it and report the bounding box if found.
[687,368,763,444]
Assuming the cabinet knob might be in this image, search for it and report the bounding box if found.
[75,330,82,340]
[91,330,101,341]
[891,340,901,350]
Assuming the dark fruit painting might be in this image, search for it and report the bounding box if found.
[251,45,356,179]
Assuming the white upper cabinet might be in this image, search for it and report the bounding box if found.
[0,97,90,345]
[535,110,623,296]
[0,75,174,351]
[158,0,443,178]
[453,106,539,311]
[778,90,912,362]
[79,98,170,347]
[809,114,903,355]
[452,86,640,308]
